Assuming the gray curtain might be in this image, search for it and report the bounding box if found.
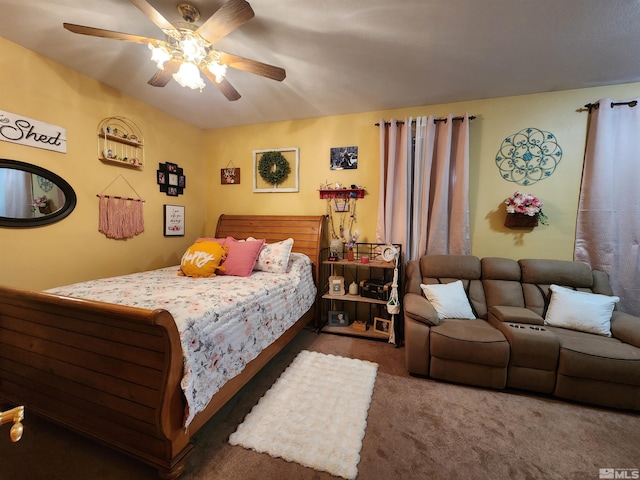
[575,97,640,316]
[377,115,470,261]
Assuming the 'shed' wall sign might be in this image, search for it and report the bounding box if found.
[0,109,67,153]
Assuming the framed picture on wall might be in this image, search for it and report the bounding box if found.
[163,204,184,236]
[330,146,358,170]
[221,167,241,184]
[157,163,185,196]
[252,147,299,193]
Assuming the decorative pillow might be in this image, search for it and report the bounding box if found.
[544,284,619,336]
[420,280,475,320]
[251,237,294,274]
[179,241,228,278]
[220,237,265,277]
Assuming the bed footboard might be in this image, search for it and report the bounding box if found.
[0,286,190,479]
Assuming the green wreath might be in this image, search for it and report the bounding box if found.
[258,151,291,186]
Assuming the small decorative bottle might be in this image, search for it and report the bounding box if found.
[347,248,355,261]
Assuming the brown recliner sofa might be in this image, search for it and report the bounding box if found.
[404,255,640,411]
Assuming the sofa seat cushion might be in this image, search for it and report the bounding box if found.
[550,327,640,386]
[430,319,509,367]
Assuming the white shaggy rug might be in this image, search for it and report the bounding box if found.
[229,350,378,479]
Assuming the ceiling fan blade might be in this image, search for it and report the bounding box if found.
[196,0,255,45]
[63,23,161,45]
[218,52,286,82]
[203,70,241,101]
[148,60,181,87]
[129,0,177,32]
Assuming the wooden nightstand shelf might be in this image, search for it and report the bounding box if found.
[319,243,402,343]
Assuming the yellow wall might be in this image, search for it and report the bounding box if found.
[3,35,640,291]
[204,83,640,261]
[0,38,206,290]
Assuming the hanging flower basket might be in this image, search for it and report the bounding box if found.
[505,213,538,228]
[503,191,548,227]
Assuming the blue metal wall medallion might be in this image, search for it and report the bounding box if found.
[495,127,562,185]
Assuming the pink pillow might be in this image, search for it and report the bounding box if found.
[220,237,265,276]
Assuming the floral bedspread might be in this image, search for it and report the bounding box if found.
[46,252,316,427]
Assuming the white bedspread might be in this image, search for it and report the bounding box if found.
[46,252,316,426]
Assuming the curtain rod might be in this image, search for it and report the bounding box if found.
[583,100,637,113]
[375,115,476,126]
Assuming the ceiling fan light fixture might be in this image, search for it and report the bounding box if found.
[148,43,171,69]
[179,33,206,63]
[208,61,227,83]
[173,61,205,91]
[63,0,284,100]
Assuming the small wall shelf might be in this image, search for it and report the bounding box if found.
[97,117,144,169]
[319,188,366,199]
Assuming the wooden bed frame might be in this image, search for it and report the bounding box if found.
[0,214,325,478]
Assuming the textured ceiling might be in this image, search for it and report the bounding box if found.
[1,0,640,129]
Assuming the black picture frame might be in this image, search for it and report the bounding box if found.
[328,310,349,327]
[157,162,185,196]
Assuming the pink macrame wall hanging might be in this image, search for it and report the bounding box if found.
[97,175,145,239]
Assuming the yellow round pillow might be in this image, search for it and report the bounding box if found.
[179,241,228,278]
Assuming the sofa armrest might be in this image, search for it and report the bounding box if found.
[488,305,544,325]
[403,292,440,326]
[611,311,640,348]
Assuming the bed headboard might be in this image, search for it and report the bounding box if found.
[215,214,326,281]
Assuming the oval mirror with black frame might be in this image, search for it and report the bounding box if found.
[0,159,77,227]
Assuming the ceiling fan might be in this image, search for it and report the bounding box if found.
[63,0,286,101]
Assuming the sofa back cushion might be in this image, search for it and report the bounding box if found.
[519,259,595,317]
[417,255,487,319]
[481,257,524,310]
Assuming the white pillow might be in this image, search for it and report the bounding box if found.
[248,237,294,274]
[544,284,619,336]
[420,280,475,320]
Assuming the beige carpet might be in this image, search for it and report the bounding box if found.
[1,328,639,479]
[229,350,377,479]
